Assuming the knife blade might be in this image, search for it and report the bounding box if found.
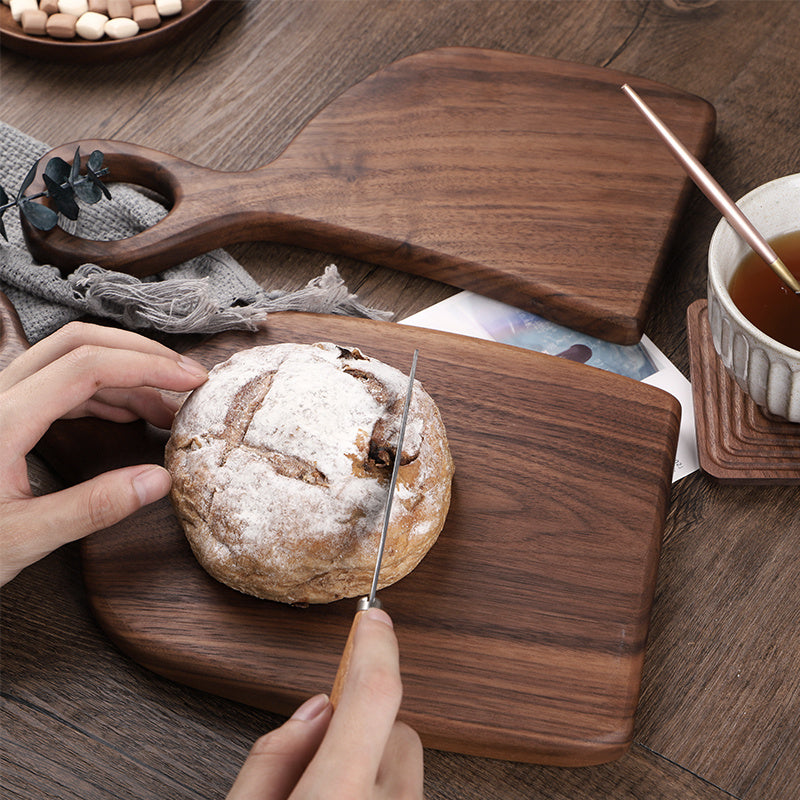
[330,349,419,706]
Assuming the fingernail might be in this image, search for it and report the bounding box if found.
[132,465,171,506]
[178,356,208,379]
[364,607,394,629]
[291,693,330,722]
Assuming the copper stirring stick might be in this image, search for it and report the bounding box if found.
[621,83,800,295]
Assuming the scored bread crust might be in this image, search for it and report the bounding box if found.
[165,342,454,604]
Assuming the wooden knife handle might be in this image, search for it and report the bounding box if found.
[330,606,370,708]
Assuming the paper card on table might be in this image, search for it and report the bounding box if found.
[401,290,698,482]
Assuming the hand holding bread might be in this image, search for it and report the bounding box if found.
[0,321,208,586]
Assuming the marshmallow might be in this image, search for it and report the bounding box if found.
[58,0,88,15]
[20,8,48,34]
[104,15,138,37]
[107,0,131,17]
[46,11,77,37]
[132,3,159,29]
[11,0,181,41]
[75,10,108,39]
[9,0,37,23]
[155,0,180,17]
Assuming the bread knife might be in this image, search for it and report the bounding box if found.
[330,349,419,706]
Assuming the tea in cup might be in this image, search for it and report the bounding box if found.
[707,173,800,422]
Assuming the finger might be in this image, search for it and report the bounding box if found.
[226,694,332,800]
[296,608,403,795]
[0,464,170,586]
[78,387,183,428]
[375,722,424,799]
[0,321,186,391]
[1,345,207,458]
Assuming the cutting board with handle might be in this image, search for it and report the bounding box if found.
[22,47,715,345]
[0,293,680,766]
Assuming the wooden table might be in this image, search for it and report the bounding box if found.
[1,2,798,798]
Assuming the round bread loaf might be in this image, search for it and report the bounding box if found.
[165,342,454,604]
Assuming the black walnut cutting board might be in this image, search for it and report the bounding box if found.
[3,307,682,766]
[21,47,715,345]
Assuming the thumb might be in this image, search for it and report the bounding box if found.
[1,464,170,585]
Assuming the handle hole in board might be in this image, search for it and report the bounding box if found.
[56,181,172,243]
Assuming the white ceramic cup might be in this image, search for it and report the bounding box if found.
[707,172,800,423]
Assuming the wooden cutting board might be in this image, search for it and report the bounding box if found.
[21,47,715,344]
[9,309,681,766]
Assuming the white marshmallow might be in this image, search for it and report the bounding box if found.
[154,0,180,17]
[9,0,37,22]
[75,10,108,39]
[58,0,89,15]
[104,15,138,37]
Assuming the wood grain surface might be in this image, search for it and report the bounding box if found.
[21,48,714,345]
[3,2,800,799]
[67,315,677,766]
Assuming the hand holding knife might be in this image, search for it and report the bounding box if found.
[330,349,419,706]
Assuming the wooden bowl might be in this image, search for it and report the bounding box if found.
[0,0,217,64]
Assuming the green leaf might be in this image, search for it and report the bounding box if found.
[87,150,104,172]
[44,156,71,185]
[20,199,58,231]
[43,174,79,220]
[0,188,11,240]
[8,149,111,235]
[74,177,102,204]
[86,165,112,200]
[70,147,82,185]
[17,159,39,201]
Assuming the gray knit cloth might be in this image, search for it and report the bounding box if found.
[0,122,390,344]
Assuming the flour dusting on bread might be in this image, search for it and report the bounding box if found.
[166,342,453,604]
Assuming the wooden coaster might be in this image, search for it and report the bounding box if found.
[686,299,800,484]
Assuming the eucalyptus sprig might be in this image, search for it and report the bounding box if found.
[0,147,111,241]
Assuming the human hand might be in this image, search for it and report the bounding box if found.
[227,607,424,800]
[0,321,208,586]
